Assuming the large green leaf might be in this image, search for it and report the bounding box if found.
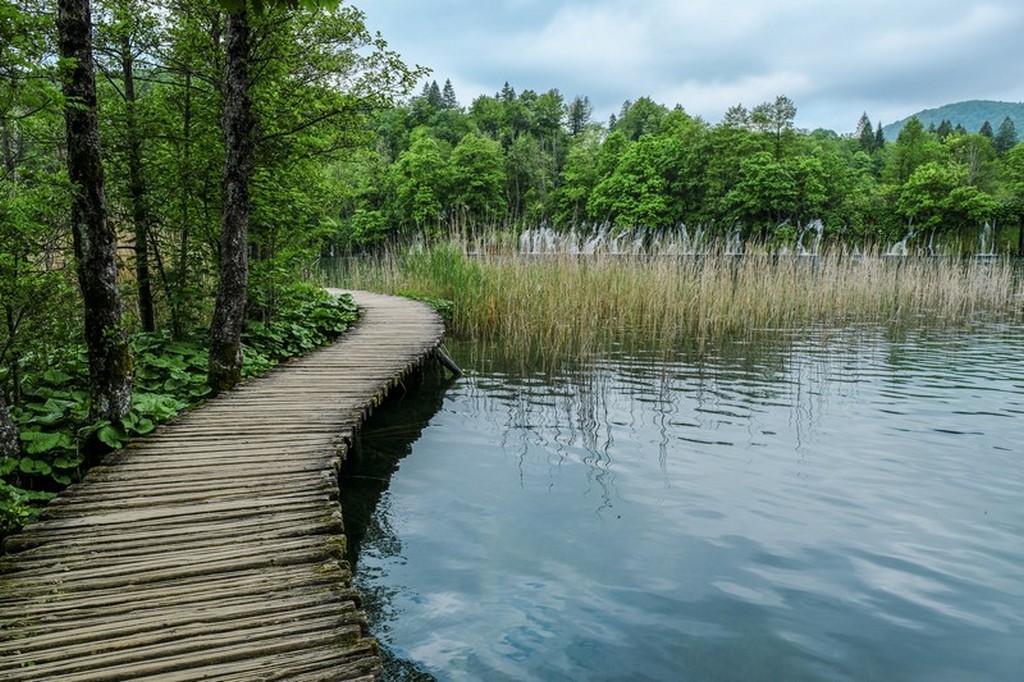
[20,430,74,455]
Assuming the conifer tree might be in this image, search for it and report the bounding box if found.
[566,95,592,137]
[994,116,1018,154]
[424,80,442,108]
[722,104,751,129]
[979,120,994,139]
[441,79,458,109]
[857,112,875,152]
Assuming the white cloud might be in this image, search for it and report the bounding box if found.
[361,0,1024,133]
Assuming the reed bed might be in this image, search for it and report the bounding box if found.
[325,236,1023,368]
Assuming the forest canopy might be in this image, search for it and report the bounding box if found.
[332,83,1024,256]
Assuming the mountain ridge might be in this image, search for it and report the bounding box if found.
[881,99,1024,140]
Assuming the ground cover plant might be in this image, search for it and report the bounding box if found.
[0,288,357,538]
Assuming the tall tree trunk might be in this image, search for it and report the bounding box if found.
[208,8,252,393]
[57,0,133,422]
[0,392,18,459]
[172,70,193,340]
[120,35,155,333]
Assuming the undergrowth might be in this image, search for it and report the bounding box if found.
[0,288,358,538]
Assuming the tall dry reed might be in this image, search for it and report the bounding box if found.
[326,236,1023,367]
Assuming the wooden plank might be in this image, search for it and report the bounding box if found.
[0,290,444,680]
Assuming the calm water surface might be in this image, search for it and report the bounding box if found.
[341,325,1024,681]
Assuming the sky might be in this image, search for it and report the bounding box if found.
[356,0,1024,134]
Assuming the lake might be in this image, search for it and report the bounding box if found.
[340,324,1024,681]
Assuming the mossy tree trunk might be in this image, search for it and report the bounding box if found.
[208,7,253,393]
[0,393,18,459]
[57,0,133,423]
[119,34,156,333]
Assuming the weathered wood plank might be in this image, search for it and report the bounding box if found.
[0,290,445,680]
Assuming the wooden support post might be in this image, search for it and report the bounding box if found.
[434,347,463,377]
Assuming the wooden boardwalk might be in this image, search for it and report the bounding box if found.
[0,290,446,681]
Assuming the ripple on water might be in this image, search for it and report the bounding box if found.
[348,324,1024,681]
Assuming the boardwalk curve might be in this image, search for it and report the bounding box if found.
[0,290,446,681]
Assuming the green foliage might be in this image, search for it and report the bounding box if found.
[0,291,359,538]
[589,134,677,228]
[889,153,997,250]
[613,97,669,141]
[448,133,507,221]
[0,478,54,533]
[882,100,1024,142]
[883,117,948,185]
[553,133,602,226]
[326,85,1024,251]
[243,285,358,365]
[994,117,1018,155]
[391,129,451,231]
[400,243,484,302]
[394,291,455,324]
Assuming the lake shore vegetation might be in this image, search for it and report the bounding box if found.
[328,234,1023,368]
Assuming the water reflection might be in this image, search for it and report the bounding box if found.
[343,325,1024,681]
[339,364,453,681]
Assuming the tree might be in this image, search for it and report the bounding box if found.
[566,95,592,137]
[896,161,966,248]
[57,0,133,422]
[883,117,945,185]
[613,96,668,141]
[1004,143,1024,255]
[208,0,422,390]
[751,95,797,159]
[208,4,254,393]
[553,131,601,226]
[994,116,1018,154]
[0,393,17,459]
[721,104,751,129]
[725,150,798,235]
[505,133,549,221]
[391,129,450,230]
[857,112,876,153]
[588,133,687,229]
[945,133,997,190]
[441,79,458,110]
[701,120,765,230]
[95,0,160,332]
[499,81,515,103]
[978,120,994,139]
[2,0,84,460]
[448,133,506,223]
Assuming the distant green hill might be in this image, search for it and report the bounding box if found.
[881,100,1024,140]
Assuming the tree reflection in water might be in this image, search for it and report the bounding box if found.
[339,361,454,681]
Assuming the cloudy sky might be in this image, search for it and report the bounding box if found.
[358,0,1024,134]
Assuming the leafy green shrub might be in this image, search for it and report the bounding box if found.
[243,285,358,364]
